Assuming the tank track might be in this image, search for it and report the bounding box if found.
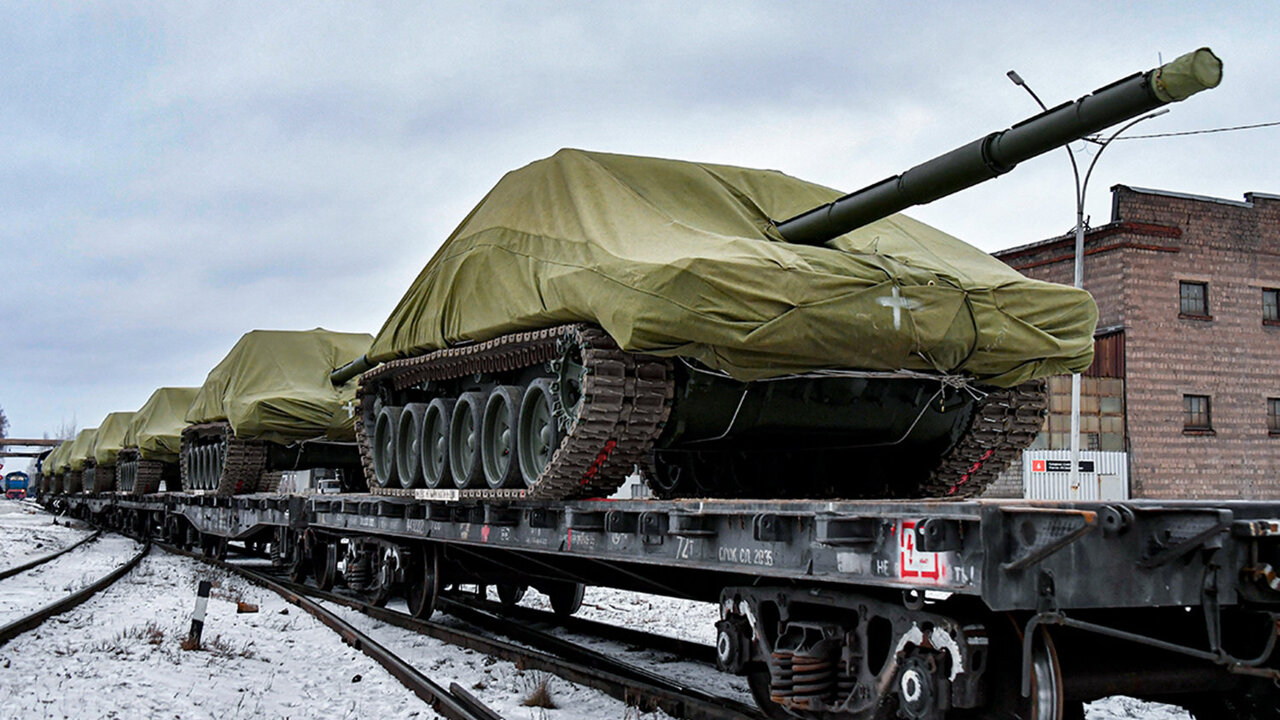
[118,449,170,495]
[921,379,1048,498]
[357,324,674,501]
[65,470,84,494]
[93,463,117,494]
[181,422,271,496]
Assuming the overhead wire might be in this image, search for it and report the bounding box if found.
[1097,120,1280,141]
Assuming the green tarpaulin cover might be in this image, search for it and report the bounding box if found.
[125,387,199,464]
[369,150,1096,386]
[45,441,69,474]
[67,428,99,471]
[186,329,373,444]
[93,411,137,466]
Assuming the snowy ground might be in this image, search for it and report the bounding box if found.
[0,502,1193,719]
[0,500,92,568]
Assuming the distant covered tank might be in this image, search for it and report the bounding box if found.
[347,49,1221,501]
[118,387,199,495]
[42,442,69,495]
[87,411,136,493]
[64,428,99,494]
[183,329,373,495]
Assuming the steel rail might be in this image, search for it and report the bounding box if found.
[156,543,502,720]
[0,528,102,581]
[453,591,716,664]
[0,541,150,647]
[252,570,761,720]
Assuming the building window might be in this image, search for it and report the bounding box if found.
[1180,281,1209,317]
[1264,288,1279,323]
[1184,394,1211,431]
[1269,398,1280,434]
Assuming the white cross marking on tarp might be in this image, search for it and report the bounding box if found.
[877,286,920,330]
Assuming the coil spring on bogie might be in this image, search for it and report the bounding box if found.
[344,549,371,591]
[770,648,840,708]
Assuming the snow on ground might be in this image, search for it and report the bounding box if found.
[0,500,91,568]
[482,586,751,705]
[0,551,433,719]
[323,596,680,720]
[1086,697,1191,720]
[0,533,140,628]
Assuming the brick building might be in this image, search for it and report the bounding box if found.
[992,185,1280,499]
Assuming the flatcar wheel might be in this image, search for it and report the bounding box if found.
[482,386,523,490]
[517,379,561,488]
[449,392,486,489]
[166,518,183,546]
[287,534,308,584]
[313,539,338,591]
[964,619,1066,720]
[496,583,528,610]
[367,549,395,608]
[545,581,585,617]
[421,398,456,489]
[373,406,404,489]
[396,403,428,489]
[405,544,441,620]
[201,535,227,561]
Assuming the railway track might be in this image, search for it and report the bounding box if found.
[166,539,759,720]
[0,538,149,647]
[0,527,101,581]
[155,541,505,720]
[452,592,717,665]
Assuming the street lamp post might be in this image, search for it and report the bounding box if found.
[1007,70,1167,493]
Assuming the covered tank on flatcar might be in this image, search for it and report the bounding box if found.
[63,428,99,494]
[343,49,1221,501]
[182,329,372,495]
[118,387,199,495]
[86,411,136,493]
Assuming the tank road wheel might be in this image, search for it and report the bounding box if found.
[518,379,562,488]
[405,544,441,620]
[421,398,456,489]
[312,537,339,591]
[396,403,428,489]
[482,386,523,489]
[544,581,585,617]
[373,406,403,488]
[496,583,528,611]
[449,392,486,489]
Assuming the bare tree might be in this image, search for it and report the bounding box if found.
[0,405,8,438]
[53,418,77,440]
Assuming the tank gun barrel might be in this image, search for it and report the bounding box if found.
[330,354,375,386]
[776,48,1222,246]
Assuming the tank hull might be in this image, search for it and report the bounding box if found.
[356,325,1045,500]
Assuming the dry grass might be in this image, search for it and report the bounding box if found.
[520,673,557,709]
[179,632,255,658]
[86,622,167,653]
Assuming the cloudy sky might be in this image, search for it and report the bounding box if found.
[2,2,1276,465]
